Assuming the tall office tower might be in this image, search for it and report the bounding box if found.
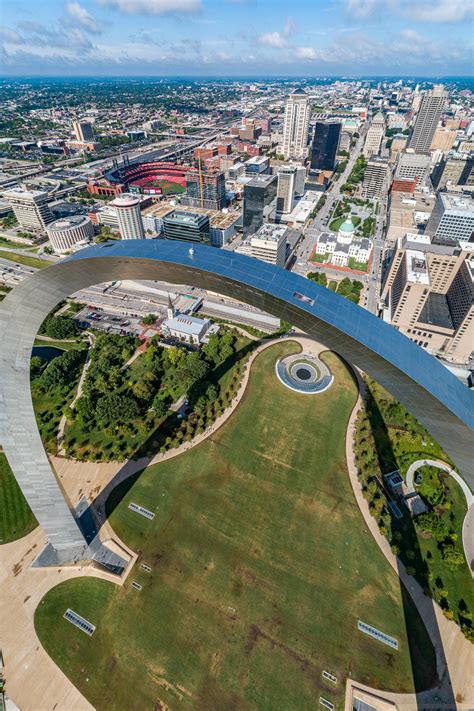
[73,121,95,143]
[111,193,145,240]
[4,187,54,230]
[431,154,474,191]
[395,151,431,185]
[408,85,447,154]
[425,193,474,245]
[381,233,474,364]
[281,88,310,160]
[242,174,277,235]
[181,169,226,211]
[361,158,390,199]
[276,166,297,214]
[310,121,341,171]
[363,113,385,157]
[163,210,210,244]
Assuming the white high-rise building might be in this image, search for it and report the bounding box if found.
[425,193,474,245]
[111,193,145,240]
[282,89,310,161]
[363,113,385,157]
[408,85,447,154]
[46,215,95,253]
[4,187,54,231]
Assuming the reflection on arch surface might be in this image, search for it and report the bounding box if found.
[0,240,472,563]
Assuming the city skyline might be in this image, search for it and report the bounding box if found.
[1,0,473,77]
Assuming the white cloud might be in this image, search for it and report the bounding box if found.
[345,0,473,22]
[65,2,99,32]
[257,31,287,48]
[257,17,294,49]
[295,46,320,60]
[98,0,201,14]
[412,0,473,22]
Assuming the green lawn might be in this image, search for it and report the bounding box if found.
[329,215,361,232]
[0,236,36,250]
[0,249,51,270]
[310,251,328,263]
[35,344,436,710]
[0,453,37,544]
[348,257,368,272]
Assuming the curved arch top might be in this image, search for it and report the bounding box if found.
[0,239,472,562]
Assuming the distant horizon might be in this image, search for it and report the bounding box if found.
[1,74,472,81]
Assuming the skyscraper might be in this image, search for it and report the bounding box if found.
[282,89,310,161]
[242,174,277,235]
[408,85,447,154]
[363,113,385,157]
[111,193,145,240]
[163,210,211,244]
[276,166,297,214]
[310,121,341,171]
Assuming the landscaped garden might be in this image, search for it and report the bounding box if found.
[56,326,255,462]
[353,376,474,641]
[35,344,436,710]
[307,272,364,303]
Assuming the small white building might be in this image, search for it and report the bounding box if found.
[162,313,211,344]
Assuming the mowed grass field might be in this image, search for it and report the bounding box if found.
[35,343,436,710]
[0,453,37,544]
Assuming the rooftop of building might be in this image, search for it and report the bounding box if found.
[406,249,430,284]
[419,293,454,330]
[339,217,356,233]
[439,192,474,212]
[246,174,277,188]
[47,215,91,230]
[164,210,209,226]
[112,193,140,208]
[164,313,209,335]
[253,223,287,242]
[142,202,239,229]
[3,186,49,200]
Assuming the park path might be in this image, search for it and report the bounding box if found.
[57,332,95,456]
[344,378,474,710]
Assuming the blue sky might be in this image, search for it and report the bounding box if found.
[1,0,473,76]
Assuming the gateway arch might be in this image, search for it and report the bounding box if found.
[0,240,472,566]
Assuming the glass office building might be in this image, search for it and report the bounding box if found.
[310,122,342,171]
[163,210,211,244]
[242,174,277,235]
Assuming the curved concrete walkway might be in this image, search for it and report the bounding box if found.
[405,458,474,578]
[344,377,474,710]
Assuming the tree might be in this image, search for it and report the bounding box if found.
[40,349,84,391]
[152,394,171,417]
[30,355,46,379]
[142,313,157,326]
[441,545,464,569]
[42,315,79,340]
[96,393,140,424]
